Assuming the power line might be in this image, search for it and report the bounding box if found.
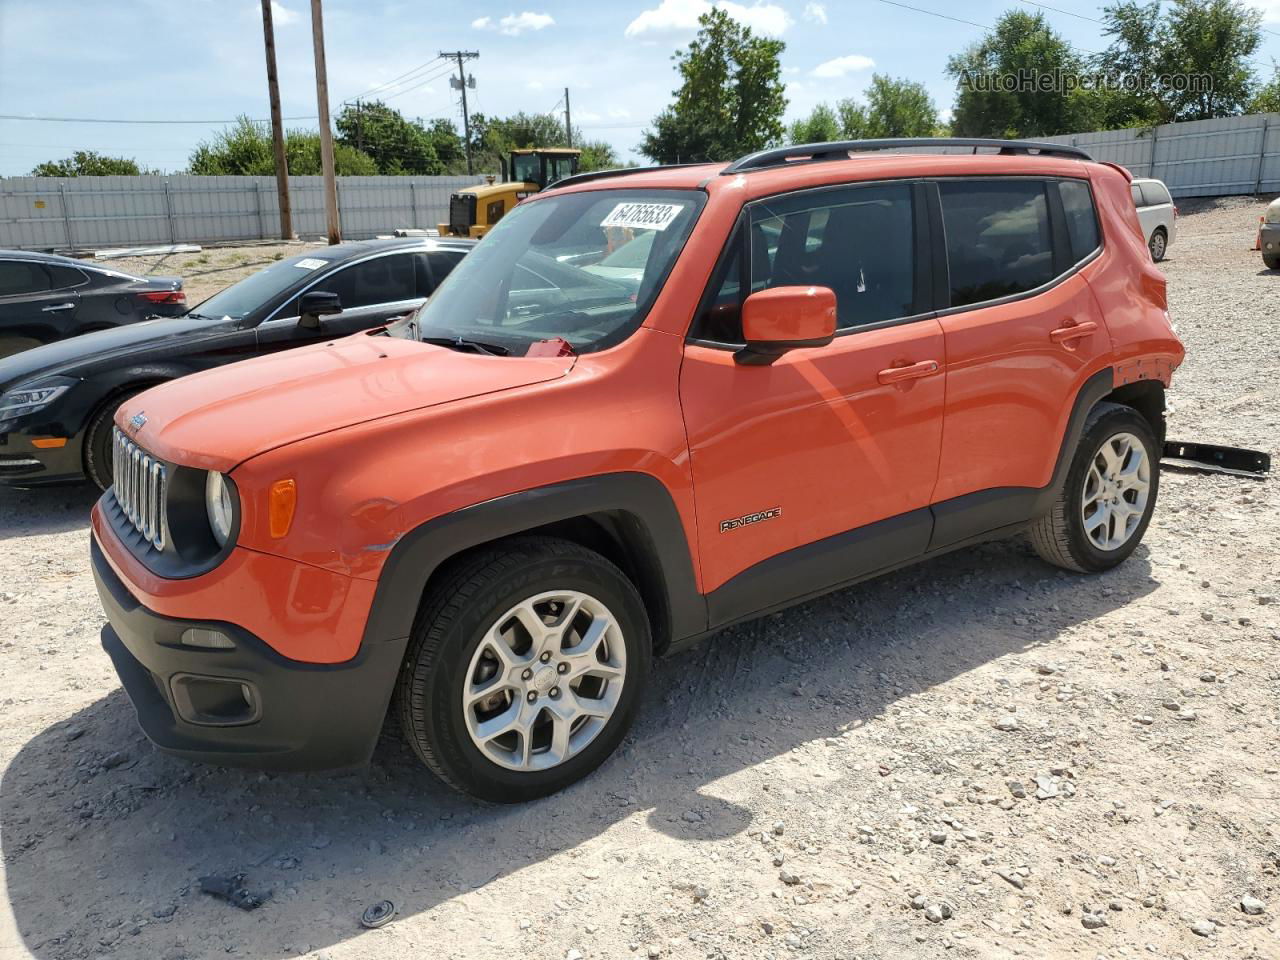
[0,112,317,125]
[342,55,445,104]
[379,63,457,102]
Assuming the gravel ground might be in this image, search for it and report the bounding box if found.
[101,241,327,305]
[2,198,1278,960]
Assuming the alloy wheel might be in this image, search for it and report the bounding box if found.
[461,590,626,772]
[1081,431,1151,551]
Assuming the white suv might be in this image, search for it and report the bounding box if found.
[1130,177,1177,262]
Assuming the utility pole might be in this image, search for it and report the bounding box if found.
[440,50,479,174]
[259,0,293,239]
[310,0,340,244]
[564,86,572,148]
[355,99,363,153]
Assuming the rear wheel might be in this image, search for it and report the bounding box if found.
[84,388,150,491]
[1148,227,1168,262]
[1029,403,1159,573]
[395,537,651,802]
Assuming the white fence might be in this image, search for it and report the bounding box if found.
[1043,113,1280,198]
[0,174,485,251]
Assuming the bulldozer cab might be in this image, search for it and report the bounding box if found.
[504,148,581,189]
[439,148,581,239]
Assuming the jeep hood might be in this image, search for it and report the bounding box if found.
[118,333,575,472]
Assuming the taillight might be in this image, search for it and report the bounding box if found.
[137,290,186,304]
[1173,205,1179,218]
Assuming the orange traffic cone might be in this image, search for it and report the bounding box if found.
[1255,216,1263,251]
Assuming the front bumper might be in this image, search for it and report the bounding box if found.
[1260,223,1280,256]
[0,427,84,486]
[92,537,405,770]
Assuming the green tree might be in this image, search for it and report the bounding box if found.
[640,8,787,163]
[859,74,940,137]
[1097,0,1261,123]
[188,116,377,175]
[789,103,841,143]
[947,11,1099,137]
[31,150,145,176]
[1249,64,1280,112]
[577,139,620,172]
[335,100,442,174]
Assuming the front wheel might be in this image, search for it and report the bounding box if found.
[1264,252,1280,270]
[395,537,651,802]
[1029,402,1160,573]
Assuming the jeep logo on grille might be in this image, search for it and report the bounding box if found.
[720,507,782,533]
[129,412,147,432]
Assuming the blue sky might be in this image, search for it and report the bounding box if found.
[2,0,1280,176]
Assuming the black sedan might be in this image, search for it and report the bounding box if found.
[0,250,186,359]
[0,236,474,488]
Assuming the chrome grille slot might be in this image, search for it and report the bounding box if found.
[110,427,167,551]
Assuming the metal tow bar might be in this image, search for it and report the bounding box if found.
[1162,441,1272,478]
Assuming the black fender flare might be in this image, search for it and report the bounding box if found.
[360,472,708,651]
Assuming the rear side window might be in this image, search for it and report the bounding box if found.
[320,254,416,309]
[750,183,916,330]
[0,261,51,296]
[1058,180,1101,262]
[1140,181,1171,207]
[939,180,1054,308]
[47,264,88,289]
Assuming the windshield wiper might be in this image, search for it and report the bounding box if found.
[422,335,510,357]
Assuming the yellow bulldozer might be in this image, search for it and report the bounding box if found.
[438,148,581,239]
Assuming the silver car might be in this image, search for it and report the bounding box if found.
[1130,178,1177,262]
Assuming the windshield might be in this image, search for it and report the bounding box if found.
[415,188,704,354]
[512,154,540,184]
[193,252,335,320]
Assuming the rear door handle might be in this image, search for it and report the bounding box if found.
[41,302,75,312]
[1050,320,1098,343]
[877,359,940,384]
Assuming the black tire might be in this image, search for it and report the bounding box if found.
[1029,402,1160,573]
[83,387,151,491]
[1264,253,1280,270]
[1148,227,1168,262]
[395,536,652,802]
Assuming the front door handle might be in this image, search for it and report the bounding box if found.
[1050,320,1098,343]
[41,302,75,312]
[877,359,940,384]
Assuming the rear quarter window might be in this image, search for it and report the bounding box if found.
[1058,180,1101,262]
[1141,182,1172,207]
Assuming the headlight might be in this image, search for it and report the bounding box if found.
[205,471,236,548]
[0,377,76,420]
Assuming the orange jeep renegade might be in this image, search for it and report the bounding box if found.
[91,139,1184,802]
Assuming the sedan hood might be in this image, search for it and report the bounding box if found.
[0,314,225,392]
[119,333,575,472]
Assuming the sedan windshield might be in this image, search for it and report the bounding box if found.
[415,189,704,354]
[192,252,336,320]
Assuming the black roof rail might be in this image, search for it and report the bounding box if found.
[721,137,1093,174]
[546,162,713,191]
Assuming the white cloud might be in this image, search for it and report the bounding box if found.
[474,11,556,35]
[526,78,545,90]
[1258,0,1280,21]
[625,0,791,38]
[607,106,631,118]
[811,54,874,78]
[803,2,827,24]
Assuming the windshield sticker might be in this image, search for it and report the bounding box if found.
[294,257,328,269]
[600,202,684,232]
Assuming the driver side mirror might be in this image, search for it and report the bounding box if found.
[734,286,837,366]
[298,291,342,330]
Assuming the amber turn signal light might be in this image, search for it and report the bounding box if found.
[268,479,297,539]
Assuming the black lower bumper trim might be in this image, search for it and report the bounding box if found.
[92,537,408,771]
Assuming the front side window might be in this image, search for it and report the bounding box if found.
[0,261,51,297]
[939,180,1054,308]
[1059,180,1101,262]
[196,252,337,320]
[750,183,915,330]
[317,254,417,309]
[415,188,704,354]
